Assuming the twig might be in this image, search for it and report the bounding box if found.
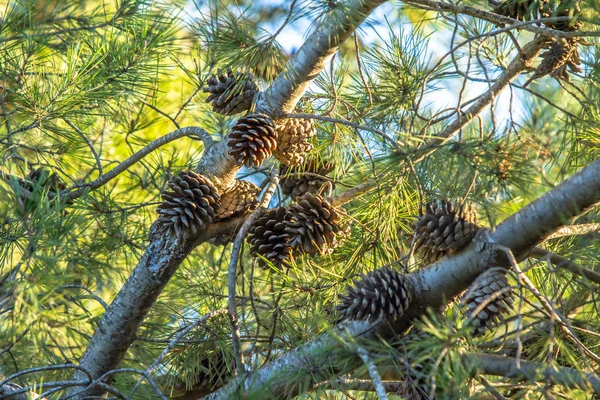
[329,180,378,207]
[355,345,388,400]
[61,126,212,202]
[545,224,600,240]
[495,244,600,366]
[127,309,227,399]
[285,113,404,151]
[64,119,103,177]
[466,353,600,394]
[529,247,600,285]
[227,171,279,375]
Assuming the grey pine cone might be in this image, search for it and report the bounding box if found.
[228,113,278,168]
[338,266,412,322]
[279,159,334,198]
[414,199,480,262]
[203,68,258,115]
[272,117,316,167]
[157,171,221,238]
[285,193,344,256]
[216,180,260,220]
[464,269,514,336]
[247,207,293,268]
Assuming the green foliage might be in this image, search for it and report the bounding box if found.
[1,0,600,398]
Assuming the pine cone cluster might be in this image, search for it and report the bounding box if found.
[464,269,514,336]
[247,194,345,268]
[279,159,334,198]
[414,199,480,262]
[156,171,221,238]
[227,113,278,168]
[272,117,316,167]
[337,266,412,322]
[216,180,260,220]
[247,207,292,268]
[203,68,258,116]
[285,193,344,256]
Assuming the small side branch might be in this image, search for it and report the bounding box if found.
[228,171,280,375]
[329,180,377,207]
[529,247,600,285]
[355,346,388,400]
[61,126,212,202]
[467,353,600,394]
[546,224,600,240]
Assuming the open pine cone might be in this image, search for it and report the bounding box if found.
[272,117,316,167]
[216,179,260,220]
[414,199,480,263]
[285,193,344,256]
[338,267,412,322]
[203,68,258,115]
[228,113,278,168]
[463,269,513,336]
[156,171,221,238]
[279,159,334,198]
[247,207,293,268]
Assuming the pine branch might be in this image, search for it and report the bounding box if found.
[70,1,389,397]
[62,126,212,202]
[546,223,600,240]
[467,353,600,393]
[204,158,600,399]
[414,37,545,163]
[529,247,600,285]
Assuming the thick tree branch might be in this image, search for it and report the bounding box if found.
[205,159,600,399]
[260,0,387,115]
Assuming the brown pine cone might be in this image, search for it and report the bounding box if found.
[247,207,293,268]
[216,179,260,220]
[528,38,572,83]
[203,68,258,115]
[337,266,412,322]
[156,171,221,238]
[463,269,513,336]
[414,199,480,263]
[272,117,316,167]
[227,113,278,168]
[492,0,550,22]
[284,193,344,256]
[279,159,334,198]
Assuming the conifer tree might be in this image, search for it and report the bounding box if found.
[1,0,600,399]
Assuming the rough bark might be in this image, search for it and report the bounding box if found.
[71,0,389,397]
[204,158,600,399]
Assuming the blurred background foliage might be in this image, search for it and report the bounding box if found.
[1,0,600,398]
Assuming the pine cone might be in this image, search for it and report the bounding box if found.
[228,113,278,168]
[272,117,316,167]
[157,171,221,238]
[203,68,258,116]
[414,199,480,262]
[285,193,344,256]
[529,38,572,82]
[279,160,334,198]
[22,168,65,193]
[247,207,292,268]
[464,269,514,336]
[338,267,412,322]
[216,180,260,220]
[492,0,549,21]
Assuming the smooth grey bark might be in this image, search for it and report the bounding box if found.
[71,1,389,397]
[204,158,600,399]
